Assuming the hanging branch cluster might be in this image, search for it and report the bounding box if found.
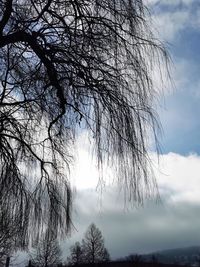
[0,0,167,246]
[0,206,22,264]
[30,229,62,267]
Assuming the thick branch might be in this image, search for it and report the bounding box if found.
[0,31,65,113]
[0,0,13,35]
[33,0,53,21]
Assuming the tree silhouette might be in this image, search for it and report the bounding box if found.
[126,254,143,266]
[67,242,84,265]
[0,0,168,244]
[196,253,200,267]
[101,248,110,262]
[0,204,25,265]
[30,230,62,267]
[151,254,159,264]
[82,223,110,263]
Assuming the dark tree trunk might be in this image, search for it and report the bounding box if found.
[5,257,10,267]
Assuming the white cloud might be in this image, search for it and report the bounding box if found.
[152,10,190,42]
[155,153,200,204]
[146,0,196,7]
[146,0,200,44]
[71,132,98,189]
[72,131,113,190]
[73,131,200,205]
[74,139,200,203]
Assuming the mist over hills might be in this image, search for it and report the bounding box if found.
[142,246,200,265]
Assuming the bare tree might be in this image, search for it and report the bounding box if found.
[102,248,110,262]
[82,223,110,264]
[67,242,84,266]
[126,254,143,265]
[30,230,62,267]
[0,0,168,244]
[0,203,25,266]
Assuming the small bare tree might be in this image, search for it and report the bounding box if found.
[67,242,84,266]
[30,231,62,267]
[126,254,143,265]
[102,248,110,262]
[82,223,110,264]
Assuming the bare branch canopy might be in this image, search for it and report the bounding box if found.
[0,0,168,246]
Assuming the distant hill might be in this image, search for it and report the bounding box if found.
[142,246,200,265]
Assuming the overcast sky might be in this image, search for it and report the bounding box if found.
[17,1,200,265]
[57,0,200,262]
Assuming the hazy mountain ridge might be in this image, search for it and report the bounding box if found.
[143,246,200,265]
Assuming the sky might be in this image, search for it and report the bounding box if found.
[59,0,200,261]
[16,0,200,265]
[53,0,200,262]
[152,0,200,155]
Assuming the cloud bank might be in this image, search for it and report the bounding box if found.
[61,144,200,260]
[63,0,200,260]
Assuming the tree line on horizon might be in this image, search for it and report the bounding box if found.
[2,223,110,267]
[3,223,197,267]
[2,224,197,267]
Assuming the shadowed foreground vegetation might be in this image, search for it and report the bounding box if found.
[24,260,191,267]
